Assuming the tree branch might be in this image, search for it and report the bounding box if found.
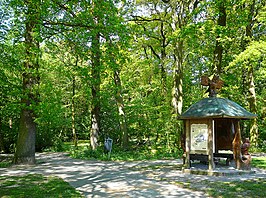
[43,21,93,29]
[51,0,76,18]
[148,45,160,60]
[130,15,162,22]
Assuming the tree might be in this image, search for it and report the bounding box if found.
[14,0,41,164]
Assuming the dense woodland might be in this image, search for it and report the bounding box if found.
[0,0,265,164]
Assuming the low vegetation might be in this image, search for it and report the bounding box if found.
[252,157,266,169]
[51,140,183,161]
[0,174,83,197]
[204,179,266,198]
[175,178,266,198]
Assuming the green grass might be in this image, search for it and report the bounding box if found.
[0,174,83,198]
[0,156,12,168]
[252,157,266,169]
[203,179,266,198]
[62,141,183,161]
[0,161,12,168]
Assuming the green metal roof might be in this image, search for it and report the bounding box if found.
[179,97,257,120]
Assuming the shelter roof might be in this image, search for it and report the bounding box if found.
[179,97,257,120]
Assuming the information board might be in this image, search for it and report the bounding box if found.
[191,124,208,151]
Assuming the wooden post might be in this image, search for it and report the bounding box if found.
[185,120,190,168]
[232,120,242,170]
[208,119,215,172]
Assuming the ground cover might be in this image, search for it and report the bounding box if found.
[175,178,266,198]
[0,160,11,168]
[0,142,265,197]
[252,157,266,169]
[59,140,183,161]
[202,178,266,198]
[133,163,266,198]
[0,174,83,198]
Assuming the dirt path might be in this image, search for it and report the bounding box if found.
[1,153,265,197]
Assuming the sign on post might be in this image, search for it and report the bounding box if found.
[104,137,113,159]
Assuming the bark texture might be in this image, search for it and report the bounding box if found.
[14,0,40,165]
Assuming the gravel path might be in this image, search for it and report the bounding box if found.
[1,153,265,197]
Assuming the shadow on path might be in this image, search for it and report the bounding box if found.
[1,153,265,197]
[0,153,206,198]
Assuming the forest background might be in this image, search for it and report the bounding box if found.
[0,0,265,164]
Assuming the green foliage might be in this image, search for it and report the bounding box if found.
[0,174,83,197]
[61,141,183,161]
[0,0,265,155]
[0,40,22,153]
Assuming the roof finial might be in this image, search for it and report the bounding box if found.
[201,75,224,97]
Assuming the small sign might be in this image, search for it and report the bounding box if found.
[191,124,208,151]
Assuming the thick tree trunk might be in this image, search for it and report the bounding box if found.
[14,110,36,164]
[114,70,128,149]
[212,1,226,75]
[14,1,40,165]
[90,32,101,150]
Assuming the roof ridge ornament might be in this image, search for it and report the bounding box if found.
[201,75,224,98]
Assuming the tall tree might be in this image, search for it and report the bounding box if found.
[14,0,41,164]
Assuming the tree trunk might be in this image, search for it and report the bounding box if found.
[0,119,4,153]
[72,76,77,147]
[172,41,184,116]
[14,110,36,164]
[160,21,167,95]
[247,67,258,146]
[242,0,258,146]
[212,1,226,75]
[114,70,128,149]
[14,0,40,165]
[90,32,101,150]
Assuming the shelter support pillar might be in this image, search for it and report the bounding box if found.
[185,120,190,168]
[208,119,215,172]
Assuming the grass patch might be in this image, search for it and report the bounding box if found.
[173,179,266,198]
[0,161,12,168]
[252,157,266,169]
[203,178,266,198]
[0,155,12,168]
[61,141,183,161]
[0,174,83,198]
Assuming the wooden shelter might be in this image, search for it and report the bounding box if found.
[179,76,257,172]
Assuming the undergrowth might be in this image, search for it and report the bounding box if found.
[0,174,83,197]
[49,140,183,161]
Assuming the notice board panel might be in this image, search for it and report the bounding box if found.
[191,124,208,151]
